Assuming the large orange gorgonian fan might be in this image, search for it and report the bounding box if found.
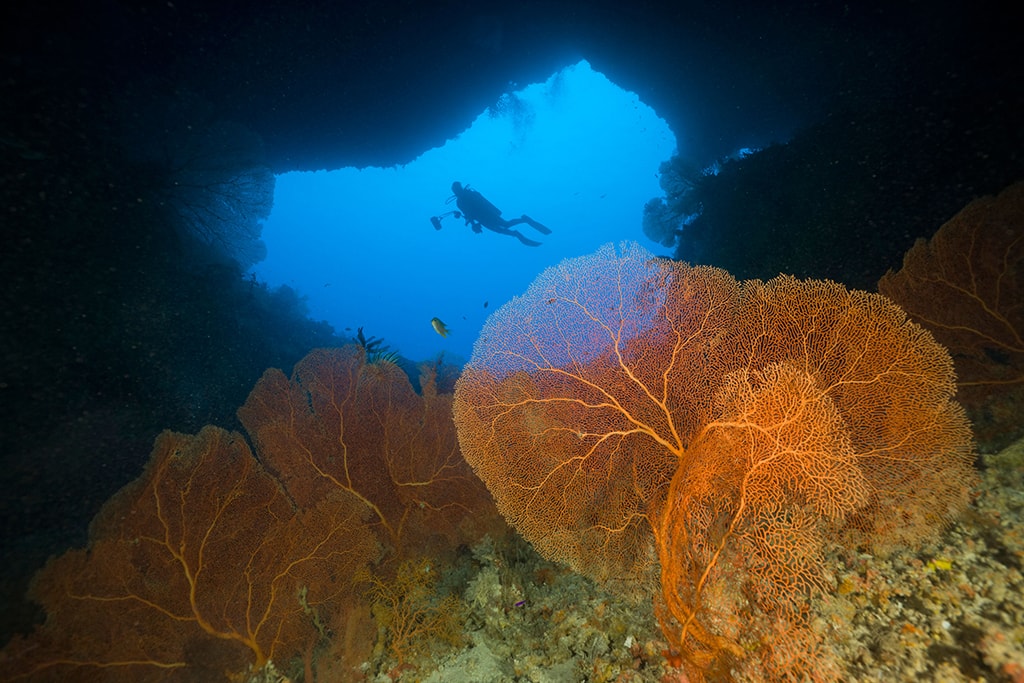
[454,241,976,682]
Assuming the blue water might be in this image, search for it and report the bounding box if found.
[254,60,677,363]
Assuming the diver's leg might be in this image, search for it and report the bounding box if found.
[485,224,518,237]
[511,231,542,247]
[484,223,540,246]
[503,215,550,235]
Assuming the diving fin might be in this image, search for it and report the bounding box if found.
[522,215,551,234]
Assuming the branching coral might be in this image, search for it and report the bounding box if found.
[356,558,463,669]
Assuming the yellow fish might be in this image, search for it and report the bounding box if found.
[430,317,450,338]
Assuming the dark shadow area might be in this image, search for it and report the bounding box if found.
[5,0,934,172]
[0,61,344,640]
[663,89,1023,290]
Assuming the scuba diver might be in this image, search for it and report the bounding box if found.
[430,181,551,246]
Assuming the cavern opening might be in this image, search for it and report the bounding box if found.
[253,60,677,362]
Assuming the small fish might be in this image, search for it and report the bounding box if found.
[483,301,489,308]
[430,317,450,338]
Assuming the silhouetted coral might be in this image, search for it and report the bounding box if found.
[453,242,976,682]
[353,326,402,365]
[114,87,274,268]
[879,181,1024,448]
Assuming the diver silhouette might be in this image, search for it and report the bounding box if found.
[430,182,551,247]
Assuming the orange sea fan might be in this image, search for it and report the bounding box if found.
[454,241,976,682]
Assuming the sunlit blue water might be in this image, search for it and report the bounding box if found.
[254,60,677,363]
